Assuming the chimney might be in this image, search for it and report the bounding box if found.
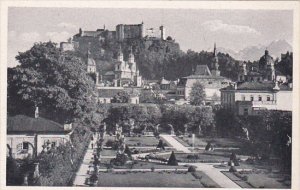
[35,107,39,118]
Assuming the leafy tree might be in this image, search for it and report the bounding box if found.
[111,90,130,103]
[189,81,206,106]
[7,41,97,124]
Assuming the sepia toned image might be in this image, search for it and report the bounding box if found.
[1,1,299,189]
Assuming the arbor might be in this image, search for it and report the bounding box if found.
[189,81,206,106]
[7,42,97,124]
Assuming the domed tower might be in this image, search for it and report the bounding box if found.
[115,45,124,81]
[128,46,135,64]
[86,46,96,73]
[238,61,248,81]
[259,49,275,81]
[117,45,123,62]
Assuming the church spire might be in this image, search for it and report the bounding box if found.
[213,42,217,57]
[87,42,91,59]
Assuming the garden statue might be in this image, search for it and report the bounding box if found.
[242,127,250,140]
[205,142,214,151]
[168,124,175,135]
[157,139,165,150]
[184,124,188,136]
[33,163,40,179]
[228,152,240,166]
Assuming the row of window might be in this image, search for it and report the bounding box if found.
[241,95,271,101]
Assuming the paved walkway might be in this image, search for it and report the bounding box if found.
[162,135,241,188]
[160,135,191,153]
[72,140,95,186]
[182,163,241,188]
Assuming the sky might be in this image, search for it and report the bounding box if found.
[7,7,293,67]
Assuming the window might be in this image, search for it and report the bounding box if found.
[250,96,254,101]
[240,76,243,81]
[242,95,246,101]
[23,142,29,150]
[267,96,271,101]
[51,142,56,148]
[243,108,248,116]
[258,96,262,101]
[257,77,260,82]
[251,77,254,82]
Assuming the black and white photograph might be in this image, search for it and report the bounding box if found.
[1,1,299,189]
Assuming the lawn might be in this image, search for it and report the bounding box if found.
[222,171,290,188]
[96,171,204,187]
[175,136,244,148]
[125,136,166,147]
[98,160,188,169]
[158,151,230,163]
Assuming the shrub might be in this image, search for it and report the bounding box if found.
[229,166,237,172]
[188,166,197,172]
[167,151,178,166]
[151,167,155,172]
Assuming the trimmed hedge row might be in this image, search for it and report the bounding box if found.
[37,125,91,186]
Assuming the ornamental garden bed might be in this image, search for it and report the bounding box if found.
[222,170,290,188]
[174,136,243,148]
[96,171,214,187]
[98,160,188,170]
[125,136,168,147]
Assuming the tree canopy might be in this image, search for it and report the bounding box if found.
[7,41,97,124]
[189,81,206,106]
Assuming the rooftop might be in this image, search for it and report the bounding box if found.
[221,81,292,91]
[194,65,212,76]
[7,115,67,134]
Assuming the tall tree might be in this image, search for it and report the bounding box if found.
[7,41,97,124]
[189,81,206,106]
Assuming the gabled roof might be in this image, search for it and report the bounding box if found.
[194,65,212,76]
[87,58,96,66]
[7,115,66,134]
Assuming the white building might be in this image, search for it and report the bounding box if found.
[220,81,292,115]
[114,47,142,87]
[7,114,73,159]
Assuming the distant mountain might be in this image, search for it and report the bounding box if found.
[219,40,292,62]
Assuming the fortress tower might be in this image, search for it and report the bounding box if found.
[159,25,166,40]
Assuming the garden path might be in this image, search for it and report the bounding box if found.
[160,135,191,153]
[72,139,95,186]
[162,135,241,188]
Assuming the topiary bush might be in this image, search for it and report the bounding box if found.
[188,166,197,172]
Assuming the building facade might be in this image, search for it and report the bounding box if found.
[220,82,292,115]
[176,45,231,105]
[7,114,73,159]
